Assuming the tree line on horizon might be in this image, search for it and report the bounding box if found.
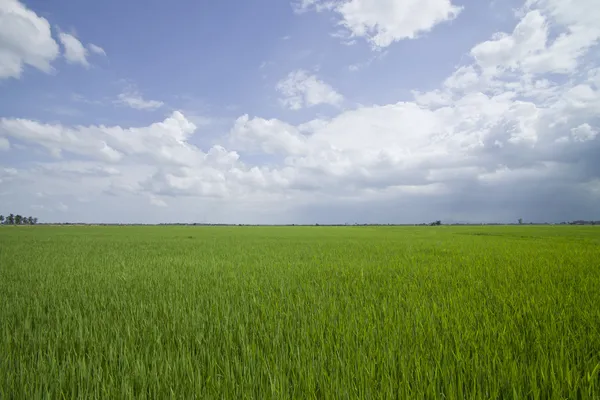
[0,214,38,225]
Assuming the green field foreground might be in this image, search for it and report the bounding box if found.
[1,226,599,399]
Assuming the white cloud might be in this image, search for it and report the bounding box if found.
[230,115,309,155]
[217,0,599,217]
[526,0,600,29]
[0,137,10,150]
[0,111,200,164]
[571,123,598,142]
[276,70,344,110]
[58,32,90,68]
[2,70,599,222]
[300,0,462,48]
[116,89,164,110]
[0,112,288,203]
[0,0,60,79]
[472,0,600,78]
[88,43,106,56]
[228,94,518,194]
[1,0,600,224]
[471,11,548,76]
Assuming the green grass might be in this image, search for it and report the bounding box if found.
[1,225,599,399]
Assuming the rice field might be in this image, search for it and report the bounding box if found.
[1,225,599,399]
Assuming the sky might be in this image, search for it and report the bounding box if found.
[0,0,599,224]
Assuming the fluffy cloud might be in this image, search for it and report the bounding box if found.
[0,111,197,163]
[471,4,600,77]
[225,0,599,219]
[298,0,462,48]
[0,0,60,79]
[276,70,344,109]
[230,115,309,155]
[58,32,90,67]
[116,88,164,110]
[2,78,598,222]
[1,0,599,223]
[570,123,598,142]
[0,112,289,204]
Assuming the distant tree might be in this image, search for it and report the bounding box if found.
[1,215,38,225]
[518,218,523,225]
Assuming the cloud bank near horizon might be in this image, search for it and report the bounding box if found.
[1,0,599,223]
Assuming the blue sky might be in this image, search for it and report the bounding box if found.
[1,0,599,224]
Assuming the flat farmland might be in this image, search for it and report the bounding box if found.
[1,225,599,399]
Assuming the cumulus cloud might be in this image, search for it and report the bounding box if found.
[0,112,284,203]
[571,123,598,142]
[230,115,309,155]
[471,5,600,77]
[0,111,197,163]
[0,0,60,79]
[1,0,600,223]
[276,70,344,109]
[298,0,462,48]
[225,0,599,220]
[58,32,90,68]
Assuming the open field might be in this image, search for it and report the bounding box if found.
[1,225,599,399]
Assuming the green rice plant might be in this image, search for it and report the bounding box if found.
[1,225,599,399]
